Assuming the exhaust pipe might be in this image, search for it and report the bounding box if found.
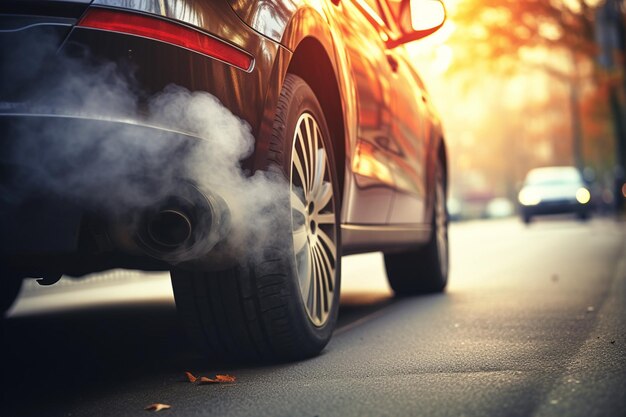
[146,209,192,249]
[131,182,230,264]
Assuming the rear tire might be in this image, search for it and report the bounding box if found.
[384,161,448,295]
[171,75,341,362]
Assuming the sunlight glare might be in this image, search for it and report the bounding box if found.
[411,0,446,31]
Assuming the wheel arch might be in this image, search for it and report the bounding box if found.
[287,37,347,202]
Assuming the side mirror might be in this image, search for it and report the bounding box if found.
[388,0,446,48]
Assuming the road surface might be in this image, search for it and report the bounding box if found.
[1,216,625,416]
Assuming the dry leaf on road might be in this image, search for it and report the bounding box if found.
[215,374,236,383]
[198,374,237,384]
[145,403,171,412]
[185,371,198,383]
[198,376,219,384]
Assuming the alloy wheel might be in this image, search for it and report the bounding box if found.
[290,112,337,327]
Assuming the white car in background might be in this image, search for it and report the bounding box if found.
[518,166,591,223]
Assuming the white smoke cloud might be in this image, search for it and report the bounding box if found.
[1,39,291,267]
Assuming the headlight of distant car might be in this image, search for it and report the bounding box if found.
[518,189,541,206]
[576,187,591,204]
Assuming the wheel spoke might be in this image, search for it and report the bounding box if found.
[316,181,333,212]
[291,189,306,216]
[313,242,334,293]
[316,212,335,225]
[296,128,310,193]
[292,149,307,192]
[305,118,316,193]
[312,245,329,313]
[317,228,337,259]
[292,225,308,253]
[291,189,308,253]
[311,148,327,199]
[315,255,324,320]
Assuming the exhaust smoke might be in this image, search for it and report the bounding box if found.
[1,36,290,266]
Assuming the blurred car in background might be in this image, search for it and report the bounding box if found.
[518,166,591,223]
[485,197,515,219]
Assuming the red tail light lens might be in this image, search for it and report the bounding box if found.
[77,8,253,72]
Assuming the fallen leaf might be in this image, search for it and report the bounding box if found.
[198,376,219,384]
[610,340,616,344]
[198,374,236,384]
[185,371,197,383]
[215,374,236,383]
[145,403,171,412]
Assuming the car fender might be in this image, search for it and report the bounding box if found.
[234,2,358,218]
[279,4,358,178]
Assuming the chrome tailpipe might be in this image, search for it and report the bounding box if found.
[145,209,193,249]
[111,182,230,265]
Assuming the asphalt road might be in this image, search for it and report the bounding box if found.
[2,216,625,417]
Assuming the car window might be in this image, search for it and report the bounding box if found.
[525,168,582,186]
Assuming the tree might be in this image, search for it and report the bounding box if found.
[596,0,626,210]
[446,0,625,189]
[447,0,599,78]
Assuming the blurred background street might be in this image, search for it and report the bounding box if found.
[408,0,626,219]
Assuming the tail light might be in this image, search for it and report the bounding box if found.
[77,8,254,72]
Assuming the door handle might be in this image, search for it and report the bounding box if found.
[386,54,399,72]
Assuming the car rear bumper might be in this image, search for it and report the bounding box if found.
[521,200,590,216]
[0,1,291,278]
[1,113,234,275]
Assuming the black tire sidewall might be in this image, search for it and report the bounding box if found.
[260,74,342,354]
[384,159,448,294]
[434,162,449,287]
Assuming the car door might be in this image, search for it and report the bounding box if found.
[386,47,430,224]
[336,0,398,224]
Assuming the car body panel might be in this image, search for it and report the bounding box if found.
[87,0,282,135]
[329,0,396,224]
[229,0,444,228]
[226,0,296,43]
